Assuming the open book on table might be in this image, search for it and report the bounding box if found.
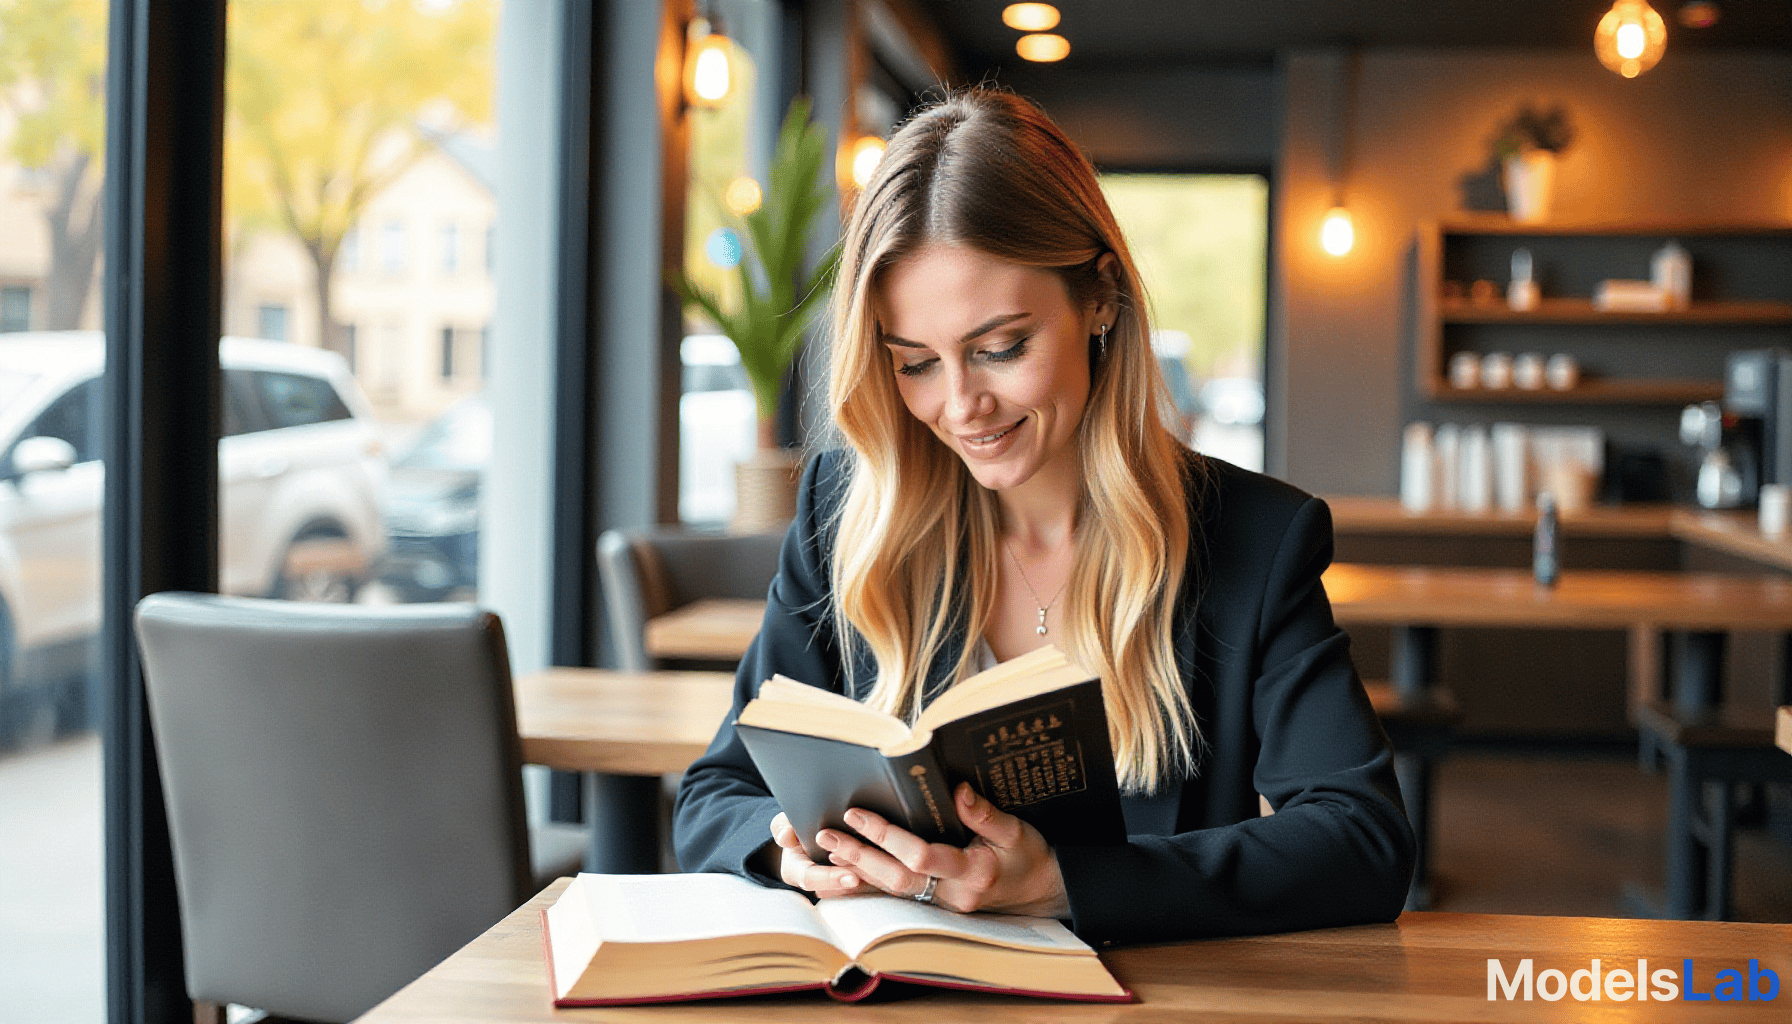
[735,644,1125,860]
[543,872,1132,1005]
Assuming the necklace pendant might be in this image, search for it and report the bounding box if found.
[1036,624,1048,635]
[1037,608,1048,635]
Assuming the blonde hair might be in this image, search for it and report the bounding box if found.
[825,88,1208,791]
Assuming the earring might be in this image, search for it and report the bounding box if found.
[1097,323,1109,357]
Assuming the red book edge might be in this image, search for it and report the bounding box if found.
[539,909,1136,1007]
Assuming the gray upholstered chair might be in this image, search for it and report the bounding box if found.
[595,527,784,671]
[134,593,583,1024]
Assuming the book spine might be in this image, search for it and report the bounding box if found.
[885,747,969,846]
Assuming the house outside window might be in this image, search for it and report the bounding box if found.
[257,303,289,342]
[0,286,31,332]
[381,220,406,274]
[440,222,459,275]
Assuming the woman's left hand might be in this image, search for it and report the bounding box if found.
[813,783,1071,918]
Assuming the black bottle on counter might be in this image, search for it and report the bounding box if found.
[1533,490,1559,587]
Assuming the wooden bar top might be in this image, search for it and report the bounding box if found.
[1325,496,1792,573]
[357,877,1792,1023]
[1324,564,1792,631]
[514,669,735,776]
[644,566,1792,664]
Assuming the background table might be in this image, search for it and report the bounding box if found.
[1779,705,1792,755]
[356,877,1792,1023]
[515,669,734,872]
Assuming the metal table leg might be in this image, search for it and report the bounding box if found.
[582,772,662,874]
[1390,624,1439,910]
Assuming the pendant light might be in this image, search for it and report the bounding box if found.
[684,15,733,108]
[1320,49,1358,257]
[1594,0,1667,79]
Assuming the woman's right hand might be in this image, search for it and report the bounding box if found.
[769,812,877,898]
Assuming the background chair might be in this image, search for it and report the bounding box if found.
[135,593,582,1024]
[596,527,784,671]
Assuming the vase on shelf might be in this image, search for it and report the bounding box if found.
[1503,150,1556,223]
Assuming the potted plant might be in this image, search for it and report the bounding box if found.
[675,98,838,533]
[1495,104,1573,223]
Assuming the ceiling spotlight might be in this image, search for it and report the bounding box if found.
[1016,33,1070,62]
[1677,1,1719,28]
[1002,3,1060,32]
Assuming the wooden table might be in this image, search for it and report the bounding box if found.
[1779,705,1792,756]
[1324,564,1792,920]
[515,669,735,874]
[644,598,767,661]
[357,876,1792,1023]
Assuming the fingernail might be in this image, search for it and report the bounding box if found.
[837,873,857,887]
[843,810,865,828]
[816,830,838,849]
[958,784,975,807]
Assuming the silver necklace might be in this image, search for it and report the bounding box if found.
[1005,540,1069,636]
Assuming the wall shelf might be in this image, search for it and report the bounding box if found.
[1415,221,1792,405]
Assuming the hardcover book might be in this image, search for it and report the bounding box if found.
[542,872,1132,1005]
[735,644,1125,861]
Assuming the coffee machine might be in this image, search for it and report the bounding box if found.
[1724,349,1792,494]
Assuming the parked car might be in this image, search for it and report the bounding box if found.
[0,331,386,735]
[376,395,488,603]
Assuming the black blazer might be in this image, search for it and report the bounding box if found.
[672,448,1415,947]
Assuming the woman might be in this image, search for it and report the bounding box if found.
[673,88,1413,946]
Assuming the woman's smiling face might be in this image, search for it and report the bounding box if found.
[873,243,1109,495]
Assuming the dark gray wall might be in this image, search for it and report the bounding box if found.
[1000,49,1792,496]
[1277,48,1792,496]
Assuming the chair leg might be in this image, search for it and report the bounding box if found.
[193,1002,226,1024]
[1703,779,1735,922]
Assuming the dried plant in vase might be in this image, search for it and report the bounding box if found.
[674,98,838,532]
[1495,104,1574,223]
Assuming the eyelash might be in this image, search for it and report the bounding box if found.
[894,337,1030,378]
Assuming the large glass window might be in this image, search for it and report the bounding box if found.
[678,0,771,527]
[0,0,111,1016]
[224,0,498,611]
[1101,173,1269,472]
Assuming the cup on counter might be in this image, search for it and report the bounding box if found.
[1761,483,1790,538]
[1481,352,1514,389]
[1545,354,1579,391]
[1448,352,1480,389]
[1541,459,1595,515]
[1513,352,1546,391]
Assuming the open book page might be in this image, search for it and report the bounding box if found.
[814,892,1096,961]
[580,873,836,947]
[739,675,911,749]
[916,645,1094,733]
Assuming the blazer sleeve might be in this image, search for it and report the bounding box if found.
[1052,495,1416,946]
[671,451,847,887]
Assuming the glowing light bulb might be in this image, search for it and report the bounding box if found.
[1015,33,1070,62]
[1002,3,1060,31]
[684,20,732,108]
[1594,1,1667,79]
[723,176,762,217]
[849,136,886,190]
[1320,207,1355,257]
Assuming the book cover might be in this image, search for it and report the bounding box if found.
[738,676,1123,859]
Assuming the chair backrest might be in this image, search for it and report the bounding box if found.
[134,593,532,1024]
[595,528,783,671]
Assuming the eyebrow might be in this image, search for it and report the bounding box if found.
[879,312,1030,349]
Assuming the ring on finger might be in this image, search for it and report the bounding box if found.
[913,875,939,904]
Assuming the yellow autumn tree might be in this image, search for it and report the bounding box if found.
[226,0,496,354]
[0,0,108,330]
